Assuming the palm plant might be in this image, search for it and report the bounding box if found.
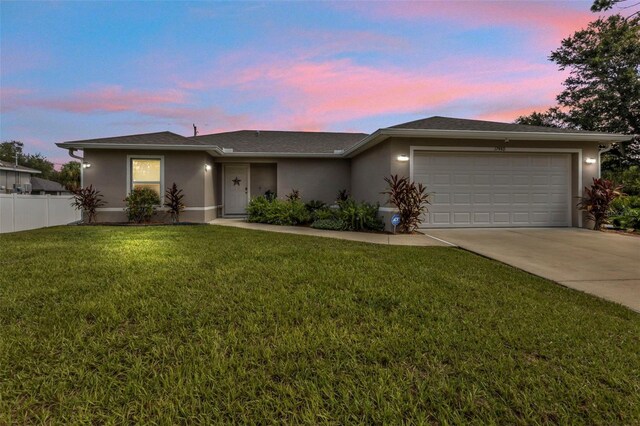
[164,183,185,224]
[70,185,105,224]
[577,178,623,230]
[382,175,430,233]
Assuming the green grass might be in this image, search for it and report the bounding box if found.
[1,226,639,424]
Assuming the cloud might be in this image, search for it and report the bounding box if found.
[27,86,189,114]
[474,105,556,123]
[207,55,563,130]
[335,1,596,43]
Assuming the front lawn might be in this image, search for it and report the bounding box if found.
[1,226,639,423]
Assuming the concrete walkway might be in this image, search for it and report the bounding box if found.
[210,219,451,246]
[425,228,640,312]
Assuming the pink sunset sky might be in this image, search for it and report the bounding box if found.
[0,0,616,166]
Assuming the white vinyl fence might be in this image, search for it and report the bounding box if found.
[0,194,81,234]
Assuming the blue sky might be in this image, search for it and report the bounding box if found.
[0,0,608,166]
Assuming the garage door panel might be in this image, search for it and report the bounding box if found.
[432,212,451,224]
[414,152,570,228]
[473,212,491,224]
[474,175,491,185]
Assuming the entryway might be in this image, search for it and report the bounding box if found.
[223,164,248,215]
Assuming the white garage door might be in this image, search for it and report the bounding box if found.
[413,152,571,228]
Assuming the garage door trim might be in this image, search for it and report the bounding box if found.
[409,146,583,228]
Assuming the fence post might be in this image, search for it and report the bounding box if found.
[12,193,16,233]
[45,194,50,227]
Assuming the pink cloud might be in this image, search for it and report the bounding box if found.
[214,56,563,130]
[474,105,556,123]
[31,86,189,114]
[337,1,595,43]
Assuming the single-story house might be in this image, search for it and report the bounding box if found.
[56,116,631,229]
[0,160,41,193]
[30,177,71,195]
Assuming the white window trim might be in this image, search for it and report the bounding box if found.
[126,155,165,202]
[408,146,583,228]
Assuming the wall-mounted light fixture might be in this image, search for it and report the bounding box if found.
[397,154,409,162]
[204,164,212,172]
[82,162,91,168]
[585,157,596,164]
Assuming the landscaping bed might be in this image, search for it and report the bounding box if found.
[1,226,639,423]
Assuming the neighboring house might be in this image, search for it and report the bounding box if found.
[30,177,71,195]
[0,160,41,194]
[56,116,632,228]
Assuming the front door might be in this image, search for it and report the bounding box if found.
[224,164,249,215]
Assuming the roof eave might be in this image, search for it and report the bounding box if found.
[207,151,344,158]
[0,166,42,174]
[56,143,216,151]
[344,128,633,157]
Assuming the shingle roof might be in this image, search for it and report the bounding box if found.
[54,116,627,155]
[390,116,609,134]
[30,177,70,192]
[192,130,368,153]
[58,131,199,147]
[0,160,42,173]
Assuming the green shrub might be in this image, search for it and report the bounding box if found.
[336,198,384,232]
[312,207,338,221]
[311,218,345,230]
[305,200,326,213]
[247,196,311,226]
[124,188,160,223]
[602,165,640,196]
[610,195,640,230]
[611,209,640,230]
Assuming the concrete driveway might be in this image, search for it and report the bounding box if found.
[424,228,640,312]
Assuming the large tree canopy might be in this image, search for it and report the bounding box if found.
[516,14,640,170]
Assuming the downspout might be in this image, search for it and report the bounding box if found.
[67,148,84,187]
[597,144,614,179]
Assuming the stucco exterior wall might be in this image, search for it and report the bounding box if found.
[83,149,215,223]
[250,163,277,198]
[276,158,350,203]
[350,141,390,204]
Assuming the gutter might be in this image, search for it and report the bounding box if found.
[57,129,634,159]
[343,128,634,157]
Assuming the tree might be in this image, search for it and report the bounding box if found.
[515,108,568,128]
[20,153,57,180]
[591,0,640,18]
[0,141,57,179]
[57,161,81,190]
[0,141,23,165]
[516,15,640,170]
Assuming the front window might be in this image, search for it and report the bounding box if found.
[131,158,161,195]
